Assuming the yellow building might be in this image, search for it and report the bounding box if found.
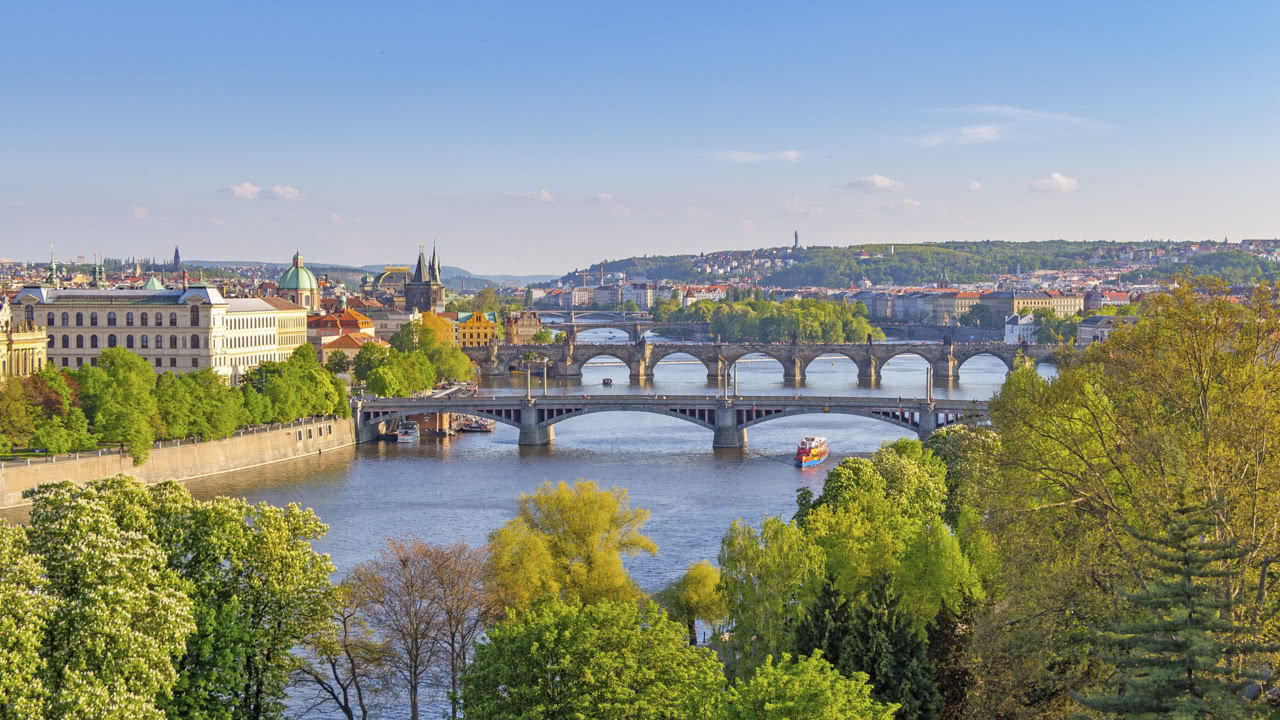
[449,311,501,347]
[0,296,48,379]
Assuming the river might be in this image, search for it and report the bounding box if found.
[1,334,1054,716]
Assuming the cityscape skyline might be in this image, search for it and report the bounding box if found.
[5,2,1280,274]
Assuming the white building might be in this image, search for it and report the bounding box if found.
[12,285,306,381]
[1004,313,1038,344]
[621,283,655,310]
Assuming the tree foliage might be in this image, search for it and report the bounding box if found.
[720,652,897,720]
[487,480,657,610]
[461,597,724,720]
[657,560,729,646]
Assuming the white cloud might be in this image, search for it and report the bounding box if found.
[713,150,801,164]
[1028,172,1079,193]
[595,192,632,218]
[270,184,303,201]
[957,125,1001,144]
[958,104,1101,130]
[846,174,904,193]
[329,213,345,225]
[785,195,824,218]
[228,182,262,200]
[503,189,554,202]
[130,205,151,222]
[967,181,984,192]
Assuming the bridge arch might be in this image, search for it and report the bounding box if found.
[737,406,920,434]
[953,350,1016,373]
[536,406,716,431]
[648,348,716,378]
[805,351,866,378]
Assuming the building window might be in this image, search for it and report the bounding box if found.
[76,335,84,349]
[297,431,303,441]
[61,312,69,326]
[170,312,178,327]
[107,311,116,327]
[126,312,134,326]
[155,312,163,327]
[107,334,117,348]
[90,357,97,367]
[192,358,199,368]
[190,305,200,327]
[155,358,162,368]
[61,335,68,348]
[47,312,55,326]
[47,335,54,348]
[170,336,178,349]
[77,357,83,367]
[126,335,134,349]
[61,357,68,367]
[90,336,98,349]
[75,312,83,327]
[170,358,176,367]
[141,312,148,327]
[155,334,162,348]
[90,312,98,327]
[190,334,200,350]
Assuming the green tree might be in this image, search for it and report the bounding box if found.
[720,652,897,720]
[352,342,390,383]
[155,371,195,439]
[530,328,554,344]
[293,580,391,720]
[366,365,407,397]
[325,351,352,375]
[462,597,724,720]
[657,560,729,646]
[717,516,825,680]
[0,523,51,720]
[75,348,160,463]
[957,303,993,328]
[0,377,35,453]
[24,479,196,720]
[1076,496,1274,718]
[841,575,940,720]
[29,408,96,454]
[486,480,658,610]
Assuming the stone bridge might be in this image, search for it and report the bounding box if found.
[358,394,991,448]
[463,340,1056,383]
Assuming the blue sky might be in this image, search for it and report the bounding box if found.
[3,1,1278,274]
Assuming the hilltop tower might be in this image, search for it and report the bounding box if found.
[172,246,182,272]
[405,244,447,313]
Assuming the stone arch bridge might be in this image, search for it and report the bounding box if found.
[463,341,1056,383]
[358,394,991,448]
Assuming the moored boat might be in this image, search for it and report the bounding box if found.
[459,416,497,432]
[396,421,420,443]
[794,436,829,468]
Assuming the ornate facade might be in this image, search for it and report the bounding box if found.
[0,295,48,379]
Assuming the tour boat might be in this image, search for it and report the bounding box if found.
[459,417,496,433]
[396,421,420,443]
[794,436,829,468]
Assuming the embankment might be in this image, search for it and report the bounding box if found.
[0,415,356,509]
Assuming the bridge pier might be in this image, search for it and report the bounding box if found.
[517,403,554,446]
[916,403,939,440]
[713,403,746,448]
[931,357,958,383]
[857,358,878,384]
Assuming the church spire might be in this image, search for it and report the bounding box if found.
[411,244,429,284]
[429,242,443,283]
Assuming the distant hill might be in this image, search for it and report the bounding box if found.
[357,264,558,287]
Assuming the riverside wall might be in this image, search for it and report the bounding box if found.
[0,415,357,509]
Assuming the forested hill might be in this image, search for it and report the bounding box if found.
[761,241,1100,287]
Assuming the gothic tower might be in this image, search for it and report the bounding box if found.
[405,244,447,313]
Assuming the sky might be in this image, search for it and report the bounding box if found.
[3,1,1279,275]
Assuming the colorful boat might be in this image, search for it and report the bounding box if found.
[459,416,496,432]
[794,436,829,468]
[396,421,420,443]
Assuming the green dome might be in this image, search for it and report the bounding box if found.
[279,252,319,290]
[142,275,165,290]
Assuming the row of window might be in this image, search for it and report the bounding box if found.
[57,356,199,369]
[228,315,276,330]
[228,334,273,349]
[49,333,202,350]
[44,307,200,329]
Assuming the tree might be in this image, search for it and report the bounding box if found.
[23,479,196,720]
[841,575,941,720]
[461,597,724,720]
[957,303,993,328]
[530,328,554,344]
[657,560,729,646]
[487,480,658,609]
[29,408,96,454]
[294,581,391,720]
[366,365,407,398]
[75,348,160,463]
[922,425,1001,529]
[717,516,825,680]
[0,377,35,453]
[720,652,897,720]
[1075,496,1273,718]
[325,352,352,375]
[422,542,499,719]
[0,523,51,720]
[351,538,442,720]
[352,342,390,383]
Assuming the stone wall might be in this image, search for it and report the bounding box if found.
[0,416,356,509]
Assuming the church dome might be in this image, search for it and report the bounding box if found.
[279,252,319,291]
